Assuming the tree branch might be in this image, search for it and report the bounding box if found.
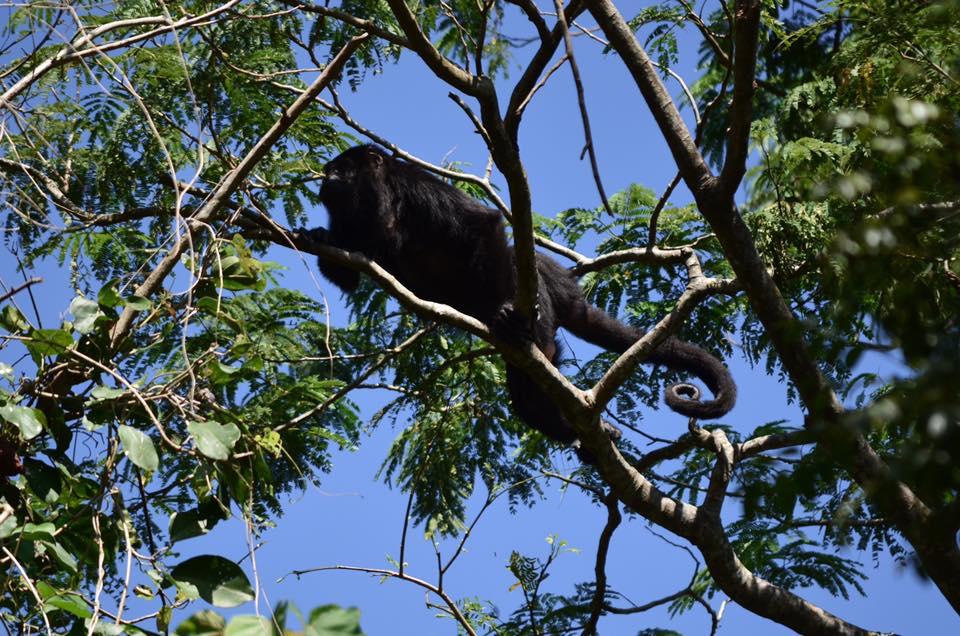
[717,0,761,196]
[108,33,369,347]
[0,0,242,110]
[383,0,487,97]
[584,0,714,193]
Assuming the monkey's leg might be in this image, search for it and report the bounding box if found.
[318,260,360,291]
[505,363,578,446]
[505,366,622,464]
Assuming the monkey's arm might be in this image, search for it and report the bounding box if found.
[305,227,361,292]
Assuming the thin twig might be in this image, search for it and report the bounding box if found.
[0,277,41,304]
[552,0,613,217]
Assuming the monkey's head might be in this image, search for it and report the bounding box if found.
[319,145,389,216]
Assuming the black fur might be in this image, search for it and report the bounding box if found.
[311,145,736,451]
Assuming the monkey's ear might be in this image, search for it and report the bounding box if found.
[366,150,383,167]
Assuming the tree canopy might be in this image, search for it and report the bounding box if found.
[0,1,958,634]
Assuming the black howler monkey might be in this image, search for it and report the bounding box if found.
[309,145,736,454]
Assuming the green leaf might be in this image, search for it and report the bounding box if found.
[0,511,17,539]
[39,539,79,572]
[0,362,13,381]
[0,403,47,439]
[118,425,159,472]
[175,610,226,636]
[90,385,125,401]
[69,295,103,334]
[169,499,229,544]
[24,458,62,503]
[170,555,254,608]
[224,616,272,636]
[0,304,29,332]
[25,328,73,363]
[188,420,241,461]
[158,606,173,634]
[208,361,242,386]
[97,281,123,308]
[124,295,151,311]
[19,522,56,540]
[306,605,364,636]
[37,582,91,619]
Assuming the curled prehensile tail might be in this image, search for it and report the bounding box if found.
[563,304,737,419]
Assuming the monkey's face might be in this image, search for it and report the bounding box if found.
[319,146,386,215]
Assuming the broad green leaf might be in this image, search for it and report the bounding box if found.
[0,511,17,539]
[124,295,151,311]
[97,281,123,308]
[188,420,241,461]
[37,582,92,619]
[170,555,254,608]
[24,458,62,503]
[158,607,173,634]
[40,539,78,572]
[0,362,12,381]
[69,295,103,334]
[224,616,273,636]
[0,305,29,332]
[90,385,125,401]
[208,361,241,386]
[118,425,159,472]
[0,403,46,439]
[25,328,73,363]
[306,605,364,636]
[169,500,228,544]
[175,611,226,636]
[19,522,56,540]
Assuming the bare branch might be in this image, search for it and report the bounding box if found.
[0,0,243,110]
[0,277,42,304]
[283,565,478,636]
[717,0,761,196]
[551,0,613,217]
[583,492,621,635]
[384,0,486,96]
[584,0,715,194]
[282,0,409,47]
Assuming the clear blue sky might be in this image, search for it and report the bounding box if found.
[9,4,959,634]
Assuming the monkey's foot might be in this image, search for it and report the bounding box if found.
[600,418,622,441]
[572,419,622,465]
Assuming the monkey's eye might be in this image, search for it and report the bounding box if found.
[324,159,354,180]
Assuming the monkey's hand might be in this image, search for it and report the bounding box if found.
[491,302,535,345]
[300,226,331,245]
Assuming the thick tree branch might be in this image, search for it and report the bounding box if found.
[383,0,488,97]
[586,0,960,611]
[241,220,590,419]
[281,0,409,47]
[570,245,689,275]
